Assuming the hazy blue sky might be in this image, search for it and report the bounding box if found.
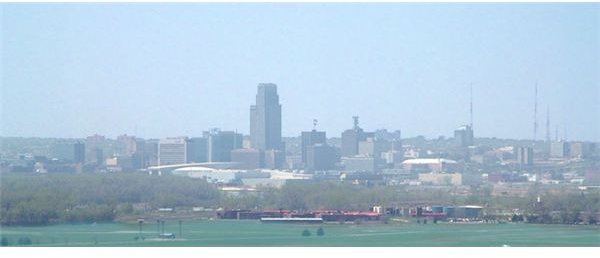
[2,3,599,141]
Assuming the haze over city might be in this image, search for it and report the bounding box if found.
[2,3,599,141]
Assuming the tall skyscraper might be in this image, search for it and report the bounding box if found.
[250,83,282,151]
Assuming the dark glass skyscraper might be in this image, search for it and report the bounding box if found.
[250,83,282,151]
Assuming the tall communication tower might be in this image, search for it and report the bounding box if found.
[470,83,474,130]
[545,106,550,143]
[533,83,538,141]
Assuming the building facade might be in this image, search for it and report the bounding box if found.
[306,143,337,172]
[205,129,243,162]
[301,130,326,164]
[158,137,188,166]
[250,83,283,151]
[454,125,474,147]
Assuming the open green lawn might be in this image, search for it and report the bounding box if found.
[1,220,599,247]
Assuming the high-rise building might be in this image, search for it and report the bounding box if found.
[250,83,283,151]
[569,142,595,159]
[187,137,208,163]
[144,139,160,167]
[158,137,188,166]
[358,137,390,158]
[117,134,138,156]
[85,134,106,164]
[341,116,368,157]
[306,144,336,172]
[205,129,243,162]
[231,148,264,169]
[301,130,326,164]
[74,141,85,163]
[516,147,534,168]
[131,138,146,169]
[454,125,474,147]
[550,141,570,158]
[52,141,85,163]
[264,149,285,169]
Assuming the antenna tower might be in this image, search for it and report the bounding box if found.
[533,83,538,141]
[545,106,550,143]
[470,83,473,130]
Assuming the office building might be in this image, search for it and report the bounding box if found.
[341,116,368,157]
[550,141,570,158]
[144,139,160,167]
[569,142,595,159]
[342,156,376,172]
[516,146,534,168]
[187,137,208,163]
[52,141,85,163]
[205,129,243,162]
[358,137,390,158]
[158,137,188,166]
[131,138,146,169]
[418,173,462,186]
[306,143,337,172]
[85,134,105,164]
[401,158,458,173]
[231,148,263,169]
[301,130,326,164]
[264,149,285,169]
[117,134,138,156]
[250,83,283,151]
[454,125,474,147]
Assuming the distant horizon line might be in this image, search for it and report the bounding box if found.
[1,134,595,143]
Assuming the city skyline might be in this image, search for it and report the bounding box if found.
[2,3,598,141]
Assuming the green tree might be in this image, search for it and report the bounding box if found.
[316,227,325,236]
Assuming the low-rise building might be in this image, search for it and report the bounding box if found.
[418,173,462,186]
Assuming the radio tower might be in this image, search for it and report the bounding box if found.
[470,83,474,130]
[545,106,550,143]
[533,83,538,142]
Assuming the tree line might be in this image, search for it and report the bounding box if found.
[1,173,598,226]
[1,173,220,225]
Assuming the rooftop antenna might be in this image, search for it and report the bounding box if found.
[533,82,538,142]
[312,119,318,131]
[470,83,473,130]
[234,129,238,148]
[545,106,550,143]
[352,116,359,130]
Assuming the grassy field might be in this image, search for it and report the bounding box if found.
[1,220,599,247]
